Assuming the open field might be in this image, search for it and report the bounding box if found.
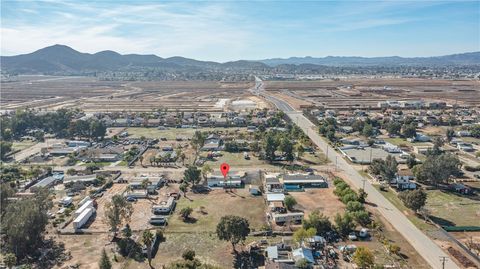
[169,189,267,232]
[425,190,480,227]
[126,127,248,140]
[1,76,268,112]
[265,78,480,108]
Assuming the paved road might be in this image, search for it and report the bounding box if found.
[263,93,459,269]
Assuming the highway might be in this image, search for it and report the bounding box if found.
[262,90,459,269]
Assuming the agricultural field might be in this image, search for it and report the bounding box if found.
[126,127,249,140]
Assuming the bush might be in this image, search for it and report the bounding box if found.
[346,201,364,212]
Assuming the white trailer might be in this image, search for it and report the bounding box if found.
[78,196,91,207]
[59,196,73,207]
[73,207,95,231]
[74,200,94,217]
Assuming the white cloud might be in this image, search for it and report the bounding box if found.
[1,1,256,61]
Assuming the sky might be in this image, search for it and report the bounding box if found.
[1,0,479,62]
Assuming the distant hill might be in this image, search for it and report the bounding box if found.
[1,44,478,75]
[259,52,480,67]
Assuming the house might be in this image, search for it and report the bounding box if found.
[264,173,283,193]
[64,174,98,185]
[265,246,294,264]
[269,212,304,224]
[457,142,474,152]
[392,170,416,190]
[207,171,244,188]
[457,130,472,137]
[68,140,91,148]
[30,175,60,192]
[282,173,328,191]
[291,247,314,263]
[304,236,327,248]
[449,183,473,195]
[152,197,176,214]
[201,134,223,151]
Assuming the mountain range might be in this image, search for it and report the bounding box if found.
[1,44,479,75]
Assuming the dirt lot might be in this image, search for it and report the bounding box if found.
[290,187,345,218]
[265,78,480,108]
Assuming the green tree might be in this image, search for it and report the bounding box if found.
[386,122,401,136]
[353,247,375,269]
[122,223,132,238]
[406,154,417,169]
[142,230,154,268]
[362,123,374,137]
[398,189,427,212]
[402,123,417,138]
[284,196,297,211]
[182,250,196,261]
[99,249,112,269]
[303,210,333,236]
[216,215,250,252]
[346,201,364,212]
[446,128,455,142]
[264,132,278,162]
[295,258,310,269]
[2,188,51,259]
[3,253,16,269]
[179,183,188,197]
[352,210,371,226]
[104,194,133,236]
[334,212,355,237]
[413,153,461,185]
[201,164,213,180]
[279,137,294,163]
[293,227,317,243]
[296,144,305,159]
[358,188,368,203]
[180,206,193,221]
[183,166,201,186]
[0,141,12,161]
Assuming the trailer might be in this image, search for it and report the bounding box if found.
[78,196,91,207]
[73,207,95,231]
[152,197,176,215]
[74,200,94,217]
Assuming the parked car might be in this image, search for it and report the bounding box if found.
[348,232,358,241]
[126,196,137,202]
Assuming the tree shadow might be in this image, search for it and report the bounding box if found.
[233,250,264,269]
[36,238,70,269]
[182,217,198,224]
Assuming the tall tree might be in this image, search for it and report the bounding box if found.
[279,137,294,163]
[216,215,250,252]
[353,247,375,269]
[2,188,51,259]
[399,189,427,212]
[303,210,333,236]
[413,153,461,185]
[334,212,355,237]
[284,196,297,211]
[183,166,201,186]
[293,227,317,243]
[99,249,112,269]
[3,253,16,269]
[104,194,133,236]
[264,132,277,162]
[142,230,154,268]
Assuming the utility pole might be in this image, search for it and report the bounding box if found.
[440,256,448,269]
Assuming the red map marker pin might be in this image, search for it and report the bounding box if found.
[220,163,230,178]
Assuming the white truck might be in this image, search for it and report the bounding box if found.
[59,196,73,207]
[73,207,95,231]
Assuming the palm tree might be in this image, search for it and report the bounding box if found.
[142,230,154,268]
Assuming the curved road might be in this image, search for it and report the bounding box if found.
[262,92,459,269]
